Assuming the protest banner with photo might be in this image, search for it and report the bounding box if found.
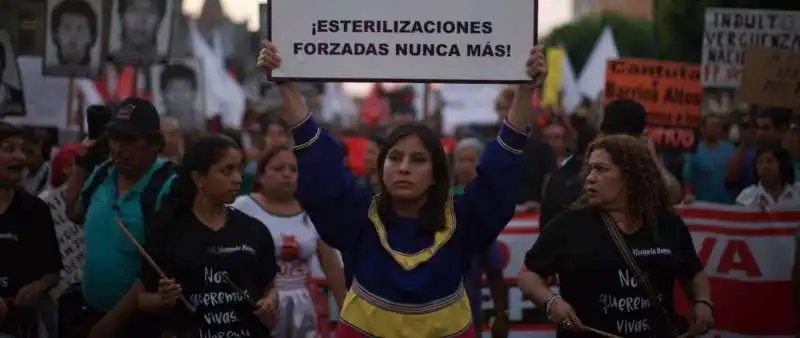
[741,45,800,109]
[604,58,703,149]
[0,29,27,117]
[43,0,108,78]
[108,0,177,65]
[151,58,206,131]
[702,8,800,88]
[267,0,537,83]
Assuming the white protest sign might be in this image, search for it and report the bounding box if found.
[268,0,537,83]
[702,8,800,88]
[40,187,85,299]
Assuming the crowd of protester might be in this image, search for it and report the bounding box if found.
[0,40,796,337]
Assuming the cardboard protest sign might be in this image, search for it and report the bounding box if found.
[702,8,800,88]
[604,58,703,149]
[740,45,800,109]
[267,0,537,83]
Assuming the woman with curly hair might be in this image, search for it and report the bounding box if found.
[519,135,714,338]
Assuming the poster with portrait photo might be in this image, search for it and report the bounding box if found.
[43,0,107,78]
[151,59,206,131]
[108,0,175,65]
[0,29,26,117]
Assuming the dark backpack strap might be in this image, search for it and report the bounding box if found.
[140,162,176,235]
[81,161,112,214]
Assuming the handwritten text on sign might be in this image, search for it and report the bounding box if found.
[604,58,703,149]
[740,46,800,109]
[268,0,536,82]
[701,8,800,88]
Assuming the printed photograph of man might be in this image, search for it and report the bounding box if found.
[153,61,205,131]
[44,0,104,78]
[108,0,174,64]
[0,30,26,117]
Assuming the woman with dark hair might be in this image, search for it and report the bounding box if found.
[735,140,800,206]
[134,135,279,337]
[258,41,545,337]
[231,146,346,338]
[519,135,714,338]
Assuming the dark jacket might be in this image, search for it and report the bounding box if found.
[539,155,584,228]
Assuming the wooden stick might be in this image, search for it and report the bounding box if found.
[583,326,623,338]
[66,77,75,128]
[131,65,139,97]
[222,272,257,307]
[113,218,195,312]
[422,82,431,120]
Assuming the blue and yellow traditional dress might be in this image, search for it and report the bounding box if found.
[291,114,527,337]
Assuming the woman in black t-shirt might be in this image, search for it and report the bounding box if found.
[519,135,715,338]
[136,135,279,337]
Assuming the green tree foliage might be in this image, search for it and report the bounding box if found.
[658,0,800,63]
[544,12,657,73]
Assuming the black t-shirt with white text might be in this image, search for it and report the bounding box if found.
[141,208,278,338]
[0,188,63,334]
[524,207,703,338]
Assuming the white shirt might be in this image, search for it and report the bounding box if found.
[735,183,800,207]
[38,185,85,299]
[231,196,319,290]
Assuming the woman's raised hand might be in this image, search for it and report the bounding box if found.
[257,40,282,72]
[526,45,547,85]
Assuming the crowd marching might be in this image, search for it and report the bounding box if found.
[1,4,800,338]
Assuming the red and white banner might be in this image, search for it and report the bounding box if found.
[311,204,798,337]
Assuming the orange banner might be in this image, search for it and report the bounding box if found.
[604,59,703,149]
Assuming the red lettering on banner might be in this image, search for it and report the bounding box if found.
[697,237,717,265]
[717,240,762,277]
[726,67,741,81]
[697,237,762,277]
[646,126,695,149]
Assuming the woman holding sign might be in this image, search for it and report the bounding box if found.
[257,41,545,338]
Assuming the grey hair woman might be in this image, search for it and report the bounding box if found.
[452,138,484,196]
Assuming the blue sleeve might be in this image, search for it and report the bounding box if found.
[478,241,504,272]
[155,175,176,211]
[291,114,372,252]
[455,120,528,252]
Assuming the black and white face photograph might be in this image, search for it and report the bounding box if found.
[0,29,26,117]
[108,0,175,64]
[44,0,106,78]
[152,59,205,131]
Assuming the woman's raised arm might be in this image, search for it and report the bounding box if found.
[456,46,545,251]
[258,41,371,252]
